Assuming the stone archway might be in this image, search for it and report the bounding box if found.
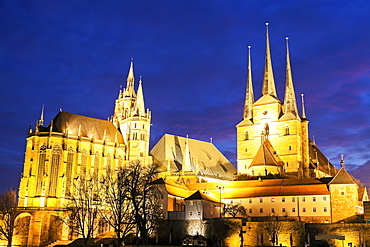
[39,214,63,246]
[13,213,32,247]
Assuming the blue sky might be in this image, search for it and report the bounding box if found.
[1,0,370,192]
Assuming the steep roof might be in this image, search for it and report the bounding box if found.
[329,166,358,185]
[250,139,283,168]
[309,140,337,176]
[40,111,124,143]
[185,190,219,203]
[150,134,236,180]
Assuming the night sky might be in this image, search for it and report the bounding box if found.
[1,1,370,193]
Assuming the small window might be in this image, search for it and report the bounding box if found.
[198,211,201,216]
[302,208,306,213]
[313,197,316,202]
[271,198,275,202]
[282,208,286,213]
[249,199,252,203]
[292,208,296,213]
[245,148,248,152]
[282,197,285,202]
[271,208,275,213]
[285,126,290,135]
[249,208,252,214]
[323,196,327,201]
[341,191,345,195]
[190,211,193,216]
[292,197,295,202]
[245,131,249,140]
[260,208,263,213]
[324,207,327,212]
[302,197,306,202]
[289,146,292,150]
[260,198,263,203]
[313,207,317,212]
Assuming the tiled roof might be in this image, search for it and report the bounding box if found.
[250,140,283,168]
[150,134,236,179]
[41,111,124,143]
[329,167,357,185]
[185,190,219,203]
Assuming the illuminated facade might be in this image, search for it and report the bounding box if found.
[14,61,152,246]
[10,25,369,247]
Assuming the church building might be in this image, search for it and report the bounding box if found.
[10,24,368,247]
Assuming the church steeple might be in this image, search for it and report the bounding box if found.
[243,46,254,120]
[39,105,44,126]
[125,59,135,96]
[135,76,146,116]
[283,37,298,117]
[262,23,277,97]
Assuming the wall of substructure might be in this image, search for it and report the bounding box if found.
[160,220,370,247]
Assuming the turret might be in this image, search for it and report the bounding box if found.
[281,37,299,120]
[243,46,254,121]
[261,23,277,97]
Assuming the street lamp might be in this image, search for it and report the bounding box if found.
[216,185,224,218]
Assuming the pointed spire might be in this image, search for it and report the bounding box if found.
[39,105,44,126]
[301,93,307,119]
[283,37,298,116]
[262,23,277,97]
[136,76,146,116]
[243,46,254,120]
[125,58,135,96]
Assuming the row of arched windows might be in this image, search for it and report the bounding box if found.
[243,125,291,140]
[35,144,123,197]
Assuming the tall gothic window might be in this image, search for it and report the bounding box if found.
[81,150,87,178]
[94,152,100,174]
[49,145,61,197]
[285,125,290,135]
[106,153,111,171]
[36,144,47,196]
[65,147,74,193]
[117,156,122,170]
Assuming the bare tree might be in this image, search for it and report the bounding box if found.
[263,214,283,246]
[99,166,136,247]
[0,189,18,247]
[124,161,163,244]
[65,172,100,247]
[224,203,247,218]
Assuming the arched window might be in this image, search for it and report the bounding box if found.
[285,125,290,135]
[81,150,87,178]
[49,145,61,197]
[65,147,74,193]
[36,144,47,196]
[94,152,100,174]
[244,131,249,140]
[106,153,111,170]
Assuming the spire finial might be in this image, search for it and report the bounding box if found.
[262,22,277,97]
[39,105,44,126]
[243,45,254,120]
[301,93,307,119]
[283,36,298,117]
[126,58,135,92]
[340,154,345,167]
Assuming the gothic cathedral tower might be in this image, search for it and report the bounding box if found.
[112,60,152,165]
[236,24,311,178]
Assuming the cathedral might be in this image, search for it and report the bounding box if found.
[10,24,369,247]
